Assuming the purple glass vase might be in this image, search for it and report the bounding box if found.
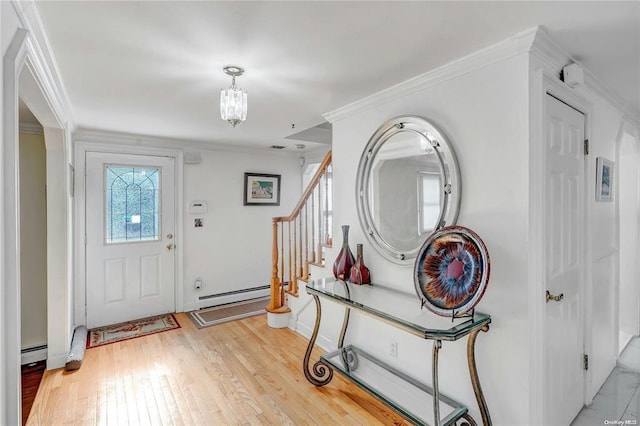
[348,243,371,285]
[333,225,355,281]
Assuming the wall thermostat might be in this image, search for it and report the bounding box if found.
[189,201,207,214]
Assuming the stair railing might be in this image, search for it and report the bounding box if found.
[267,151,332,313]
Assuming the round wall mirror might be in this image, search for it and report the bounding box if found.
[356,116,461,265]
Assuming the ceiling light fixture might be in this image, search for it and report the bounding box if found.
[220,65,247,127]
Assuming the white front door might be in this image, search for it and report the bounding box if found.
[85,152,176,328]
[543,94,586,425]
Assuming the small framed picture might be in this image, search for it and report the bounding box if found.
[596,157,614,202]
[244,173,281,206]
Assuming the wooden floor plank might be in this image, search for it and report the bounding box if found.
[27,313,410,425]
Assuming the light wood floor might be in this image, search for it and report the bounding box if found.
[27,313,409,425]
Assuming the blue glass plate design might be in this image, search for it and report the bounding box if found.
[413,226,490,317]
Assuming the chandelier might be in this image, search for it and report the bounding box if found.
[220,65,247,127]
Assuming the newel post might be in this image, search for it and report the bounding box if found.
[267,218,281,311]
[267,218,290,328]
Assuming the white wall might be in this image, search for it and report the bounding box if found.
[19,132,48,350]
[619,132,640,346]
[293,50,531,423]
[183,148,302,310]
[588,96,625,396]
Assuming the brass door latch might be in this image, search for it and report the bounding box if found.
[546,290,564,303]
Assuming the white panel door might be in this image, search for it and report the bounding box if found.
[85,152,176,328]
[544,94,586,425]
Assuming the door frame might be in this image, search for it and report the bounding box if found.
[528,70,593,423]
[3,27,73,424]
[615,121,640,348]
[74,140,184,326]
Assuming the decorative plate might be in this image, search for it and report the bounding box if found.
[413,226,490,317]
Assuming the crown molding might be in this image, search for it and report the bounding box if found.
[73,128,301,158]
[11,0,75,130]
[530,27,640,128]
[19,122,44,135]
[324,25,639,130]
[323,27,539,123]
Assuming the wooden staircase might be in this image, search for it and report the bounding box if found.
[266,151,332,322]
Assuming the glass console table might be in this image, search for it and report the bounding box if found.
[303,277,492,426]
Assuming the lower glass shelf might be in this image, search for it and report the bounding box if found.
[321,345,468,426]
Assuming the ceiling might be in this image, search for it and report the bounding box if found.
[34,1,639,151]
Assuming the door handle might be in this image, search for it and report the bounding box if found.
[546,290,564,303]
[166,244,175,251]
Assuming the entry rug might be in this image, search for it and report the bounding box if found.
[189,297,269,329]
[86,314,180,348]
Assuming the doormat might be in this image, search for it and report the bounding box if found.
[86,314,180,348]
[189,297,269,329]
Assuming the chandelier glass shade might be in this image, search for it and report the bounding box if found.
[220,66,247,127]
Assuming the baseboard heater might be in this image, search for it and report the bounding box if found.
[198,285,270,309]
[21,344,47,365]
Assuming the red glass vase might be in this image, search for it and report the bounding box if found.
[349,243,371,285]
[333,225,355,281]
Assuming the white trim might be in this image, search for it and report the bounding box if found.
[3,24,72,423]
[528,67,594,423]
[2,28,29,426]
[74,128,301,158]
[21,346,47,365]
[323,27,539,123]
[74,141,185,326]
[19,122,43,134]
[11,1,74,129]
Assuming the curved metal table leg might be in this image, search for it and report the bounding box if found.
[432,339,442,426]
[337,280,351,349]
[460,413,478,426]
[303,294,333,386]
[467,324,491,426]
[303,282,353,386]
[337,288,355,370]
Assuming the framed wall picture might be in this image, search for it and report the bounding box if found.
[596,157,614,202]
[244,172,281,206]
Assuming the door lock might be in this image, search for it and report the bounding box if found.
[167,233,174,239]
[546,290,564,303]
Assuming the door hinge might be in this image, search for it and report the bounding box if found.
[584,139,589,155]
[583,354,589,370]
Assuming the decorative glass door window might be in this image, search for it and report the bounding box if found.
[105,165,160,244]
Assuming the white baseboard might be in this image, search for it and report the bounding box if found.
[21,346,47,365]
[197,287,270,310]
[289,317,334,352]
[46,352,67,370]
